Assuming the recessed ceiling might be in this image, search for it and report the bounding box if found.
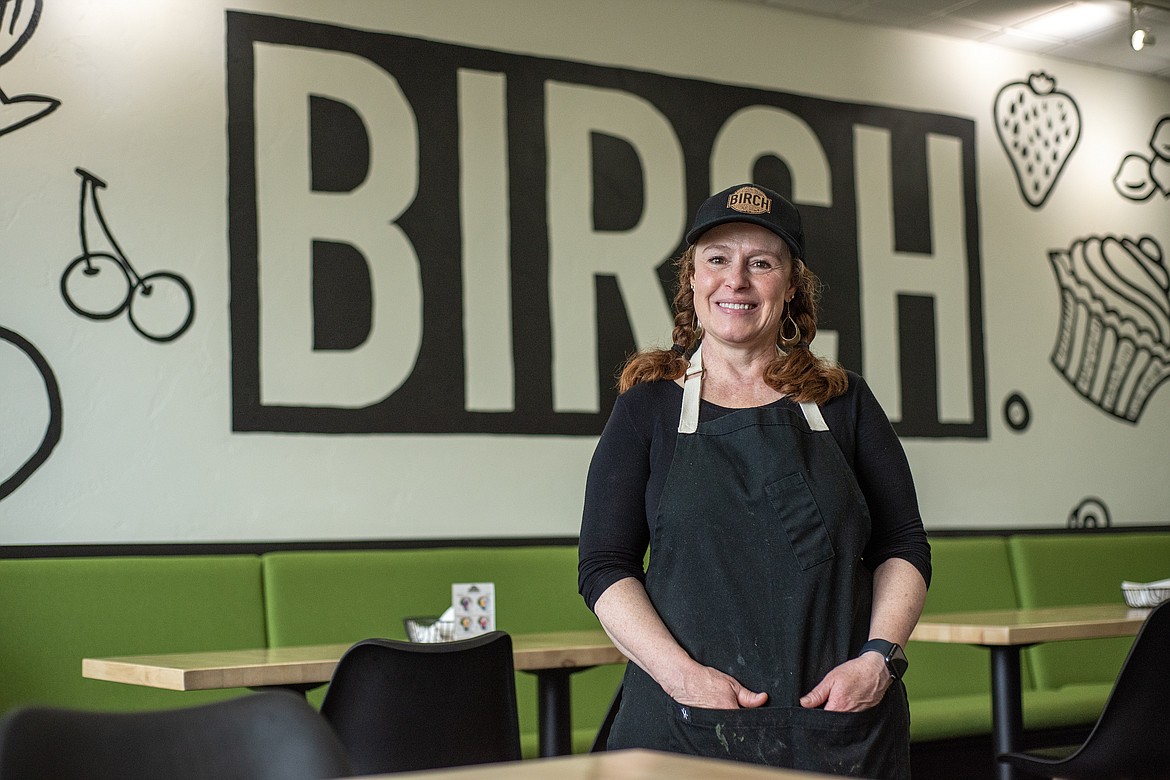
[725,0,1170,80]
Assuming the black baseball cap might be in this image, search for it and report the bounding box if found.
[685,183,804,261]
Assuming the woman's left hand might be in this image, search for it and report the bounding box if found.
[798,652,891,712]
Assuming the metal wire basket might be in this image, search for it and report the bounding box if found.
[1121,579,1170,609]
[403,615,457,643]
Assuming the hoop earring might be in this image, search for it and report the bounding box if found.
[781,313,800,345]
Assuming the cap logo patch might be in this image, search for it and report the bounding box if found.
[727,185,772,215]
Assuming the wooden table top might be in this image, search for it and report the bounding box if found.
[82,630,626,691]
[377,749,833,779]
[910,603,1150,646]
[86,605,1149,692]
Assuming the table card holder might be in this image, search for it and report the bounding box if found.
[452,582,495,636]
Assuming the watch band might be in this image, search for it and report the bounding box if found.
[859,638,908,680]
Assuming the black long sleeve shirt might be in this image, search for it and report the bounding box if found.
[578,371,931,610]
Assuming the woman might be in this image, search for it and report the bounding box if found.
[578,184,930,778]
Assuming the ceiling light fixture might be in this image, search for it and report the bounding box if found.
[1014,2,1115,40]
[1131,2,1156,51]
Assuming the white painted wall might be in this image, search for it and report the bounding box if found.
[2,0,1168,544]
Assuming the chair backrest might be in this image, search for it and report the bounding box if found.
[319,632,522,774]
[1060,600,1170,776]
[0,690,350,780]
[1004,601,1170,778]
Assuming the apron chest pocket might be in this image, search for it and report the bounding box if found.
[764,473,835,570]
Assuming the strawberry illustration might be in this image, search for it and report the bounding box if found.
[994,72,1082,208]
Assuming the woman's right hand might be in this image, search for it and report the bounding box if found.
[668,663,769,709]
[593,578,767,710]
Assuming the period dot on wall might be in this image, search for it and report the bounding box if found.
[1003,392,1031,432]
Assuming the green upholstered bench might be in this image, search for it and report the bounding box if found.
[904,536,1028,741]
[4,531,1164,758]
[0,555,266,714]
[261,546,623,757]
[1008,532,1170,729]
[906,532,1170,744]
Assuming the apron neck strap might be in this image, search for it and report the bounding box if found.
[676,343,829,433]
[678,344,704,434]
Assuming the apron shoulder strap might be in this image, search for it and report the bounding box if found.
[678,344,830,433]
[799,401,829,432]
[678,344,704,434]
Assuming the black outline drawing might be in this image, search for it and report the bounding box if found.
[1113,115,1170,202]
[60,168,195,343]
[0,326,62,502]
[1048,234,1169,423]
[1067,496,1111,529]
[227,11,989,440]
[0,0,60,137]
[993,72,1081,209]
[1003,392,1031,432]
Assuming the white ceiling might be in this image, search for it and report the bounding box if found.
[726,0,1170,80]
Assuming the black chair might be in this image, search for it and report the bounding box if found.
[0,689,350,780]
[999,600,1170,779]
[319,632,522,775]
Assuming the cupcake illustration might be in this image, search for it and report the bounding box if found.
[1049,235,1169,423]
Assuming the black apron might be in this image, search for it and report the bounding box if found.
[607,344,910,779]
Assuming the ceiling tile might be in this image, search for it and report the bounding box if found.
[948,0,1075,29]
[721,0,1170,80]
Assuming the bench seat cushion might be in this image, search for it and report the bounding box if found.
[909,694,993,741]
[1022,683,1113,730]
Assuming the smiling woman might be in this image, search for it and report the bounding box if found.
[578,182,932,778]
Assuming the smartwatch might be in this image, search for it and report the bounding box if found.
[859,639,908,680]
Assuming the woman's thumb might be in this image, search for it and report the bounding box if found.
[737,687,768,708]
[800,683,828,709]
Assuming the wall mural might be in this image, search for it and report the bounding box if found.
[227,11,986,439]
[987,70,1165,524]
[2,2,1168,538]
[993,72,1081,209]
[0,327,62,501]
[1114,115,1170,201]
[1,0,61,505]
[1048,234,1169,423]
[0,0,58,137]
[60,168,196,343]
[1002,392,1031,433]
[1067,496,1112,529]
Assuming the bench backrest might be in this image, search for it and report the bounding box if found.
[905,536,1027,700]
[1009,532,1170,689]
[0,555,266,714]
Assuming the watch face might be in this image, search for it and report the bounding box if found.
[888,645,908,678]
